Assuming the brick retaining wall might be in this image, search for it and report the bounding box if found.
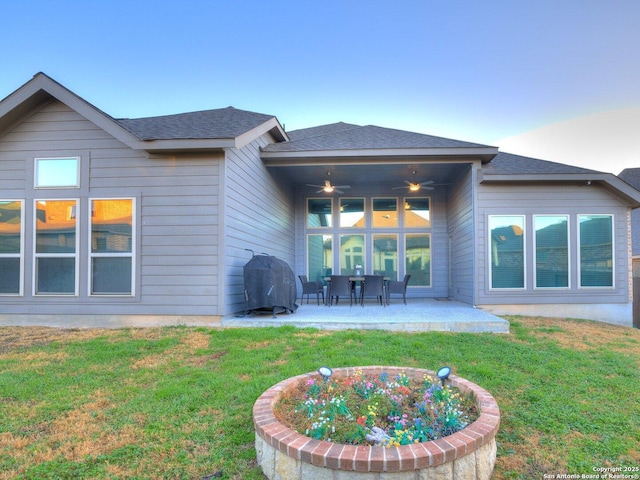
[253,366,499,479]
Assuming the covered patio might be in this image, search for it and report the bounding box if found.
[223,298,510,333]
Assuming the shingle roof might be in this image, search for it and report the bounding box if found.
[482,151,602,175]
[116,107,276,140]
[264,122,492,152]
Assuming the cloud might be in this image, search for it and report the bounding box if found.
[496,108,640,175]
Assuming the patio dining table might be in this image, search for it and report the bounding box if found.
[324,276,390,305]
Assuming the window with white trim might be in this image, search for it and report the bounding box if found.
[35,157,80,188]
[489,215,525,289]
[35,199,78,295]
[0,200,23,295]
[534,215,569,288]
[90,199,134,295]
[579,214,613,287]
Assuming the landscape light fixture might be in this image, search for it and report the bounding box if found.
[437,366,451,387]
[318,366,333,381]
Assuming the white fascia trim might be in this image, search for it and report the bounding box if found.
[261,146,499,160]
[234,117,288,149]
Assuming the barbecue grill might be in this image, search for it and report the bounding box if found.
[243,253,297,317]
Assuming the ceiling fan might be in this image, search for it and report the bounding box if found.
[306,180,351,194]
[392,170,435,192]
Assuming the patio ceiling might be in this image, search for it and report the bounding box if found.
[265,162,472,192]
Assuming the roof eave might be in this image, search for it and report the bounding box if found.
[480,172,640,207]
[261,146,498,162]
[132,138,236,152]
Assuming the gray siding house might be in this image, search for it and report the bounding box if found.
[1,73,639,326]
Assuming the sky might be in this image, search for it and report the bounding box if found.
[1,0,639,174]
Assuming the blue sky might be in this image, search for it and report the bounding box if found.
[2,0,639,173]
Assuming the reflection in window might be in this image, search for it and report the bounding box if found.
[35,200,77,294]
[373,198,398,228]
[405,234,430,286]
[404,197,430,228]
[91,199,134,295]
[35,157,79,188]
[535,216,568,288]
[307,234,332,284]
[340,234,364,275]
[307,198,332,227]
[579,214,613,287]
[340,198,364,227]
[373,234,398,279]
[0,200,22,294]
[490,215,525,289]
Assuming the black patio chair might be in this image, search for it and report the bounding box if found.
[298,275,324,305]
[360,275,385,307]
[387,274,411,305]
[328,275,355,306]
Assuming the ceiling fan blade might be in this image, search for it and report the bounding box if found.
[391,185,408,190]
[306,184,324,188]
[334,188,344,194]
[334,185,351,189]
[420,180,435,186]
[315,188,325,193]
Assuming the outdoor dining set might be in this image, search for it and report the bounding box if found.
[298,274,411,307]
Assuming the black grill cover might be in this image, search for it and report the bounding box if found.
[243,255,297,314]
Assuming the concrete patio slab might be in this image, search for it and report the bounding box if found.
[223,298,510,333]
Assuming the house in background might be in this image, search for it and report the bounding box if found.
[1,73,639,327]
[619,168,640,267]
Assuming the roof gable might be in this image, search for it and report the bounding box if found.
[0,72,141,148]
[0,73,287,152]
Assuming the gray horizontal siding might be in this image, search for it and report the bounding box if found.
[476,182,631,305]
[0,100,223,317]
[224,135,295,315]
[447,166,474,303]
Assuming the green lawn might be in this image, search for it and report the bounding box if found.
[1,317,638,479]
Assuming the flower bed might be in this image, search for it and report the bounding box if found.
[274,367,478,447]
[254,366,499,480]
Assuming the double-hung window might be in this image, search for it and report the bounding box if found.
[90,199,134,295]
[0,200,23,295]
[35,199,78,295]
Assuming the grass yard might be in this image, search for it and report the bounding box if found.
[0,317,639,479]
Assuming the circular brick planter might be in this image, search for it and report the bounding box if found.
[253,366,499,480]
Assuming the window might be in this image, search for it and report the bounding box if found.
[579,214,613,287]
[90,199,134,295]
[489,215,525,289]
[340,198,364,227]
[35,200,78,294]
[340,234,364,274]
[307,234,332,283]
[0,201,23,295]
[404,197,430,228]
[534,215,569,288]
[373,198,398,228]
[307,198,332,227]
[405,234,431,286]
[35,157,79,188]
[373,234,398,279]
